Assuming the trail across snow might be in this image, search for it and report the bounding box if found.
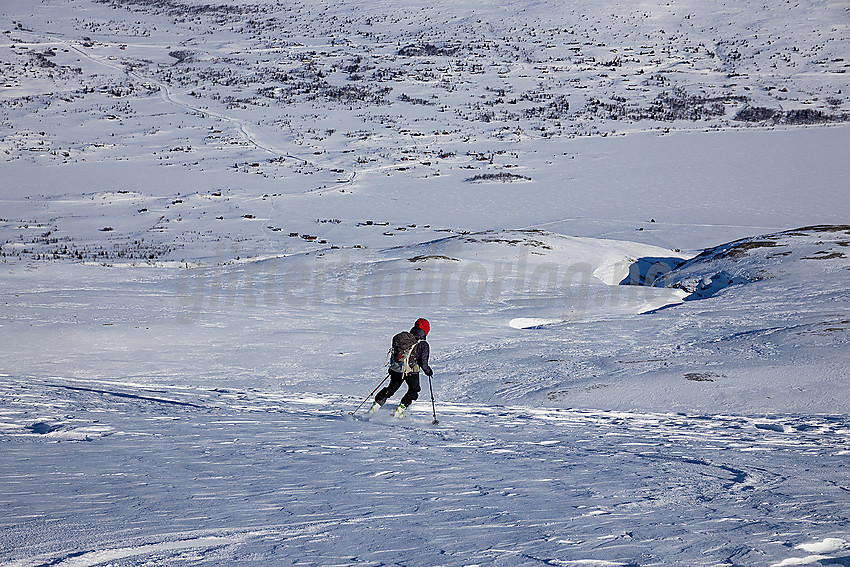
[48,32,314,166]
[1,376,848,567]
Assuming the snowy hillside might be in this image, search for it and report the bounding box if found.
[2,0,849,565]
[656,224,850,298]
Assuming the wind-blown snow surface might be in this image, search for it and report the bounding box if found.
[2,376,849,567]
[2,0,850,565]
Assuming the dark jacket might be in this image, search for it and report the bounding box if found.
[410,326,433,376]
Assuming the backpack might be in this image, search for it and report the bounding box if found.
[389,331,422,375]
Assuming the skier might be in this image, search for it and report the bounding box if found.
[372,318,433,417]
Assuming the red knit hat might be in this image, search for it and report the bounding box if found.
[415,318,430,335]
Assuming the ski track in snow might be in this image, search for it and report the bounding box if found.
[1,376,848,567]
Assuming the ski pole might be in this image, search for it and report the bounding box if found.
[428,374,439,425]
[349,375,389,416]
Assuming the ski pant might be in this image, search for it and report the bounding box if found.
[375,369,420,407]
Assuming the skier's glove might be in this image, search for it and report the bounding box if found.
[424,368,433,377]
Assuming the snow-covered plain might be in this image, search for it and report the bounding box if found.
[1,0,849,565]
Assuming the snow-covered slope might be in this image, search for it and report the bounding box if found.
[2,374,849,567]
[656,224,850,299]
[1,0,849,565]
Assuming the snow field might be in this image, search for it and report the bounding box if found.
[1,225,849,565]
[2,0,850,565]
[1,375,849,567]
